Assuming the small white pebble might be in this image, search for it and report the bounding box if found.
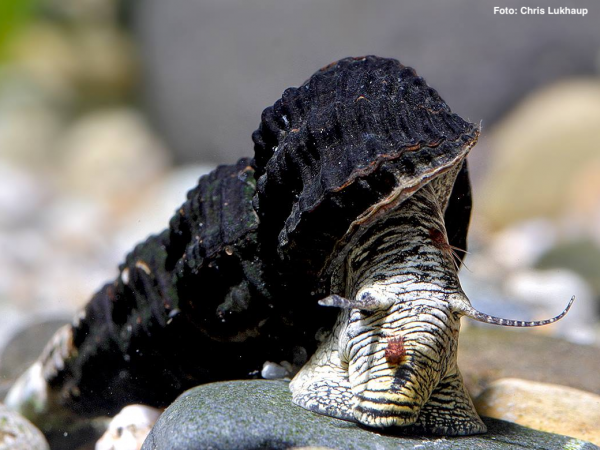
[261,361,289,380]
[95,405,162,450]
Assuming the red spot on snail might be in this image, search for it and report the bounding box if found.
[384,335,405,365]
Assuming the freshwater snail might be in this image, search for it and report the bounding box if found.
[6,56,573,438]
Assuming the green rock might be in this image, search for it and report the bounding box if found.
[142,380,598,450]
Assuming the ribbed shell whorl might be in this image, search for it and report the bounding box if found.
[252,56,478,285]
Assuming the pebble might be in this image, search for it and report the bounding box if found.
[504,269,596,344]
[0,402,49,450]
[458,327,600,398]
[96,405,162,450]
[536,238,600,297]
[0,162,48,228]
[474,378,600,446]
[292,346,308,367]
[487,219,558,270]
[260,361,290,380]
[478,79,600,229]
[57,108,170,205]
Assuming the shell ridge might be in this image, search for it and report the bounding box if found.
[277,129,476,246]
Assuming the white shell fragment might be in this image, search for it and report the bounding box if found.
[95,405,162,450]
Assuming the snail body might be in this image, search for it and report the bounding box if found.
[7,56,573,438]
[291,181,483,434]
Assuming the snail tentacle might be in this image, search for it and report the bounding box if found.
[318,293,393,311]
[450,295,575,327]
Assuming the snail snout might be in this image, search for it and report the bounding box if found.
[352,370,423,428]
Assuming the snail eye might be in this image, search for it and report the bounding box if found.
[359,309,375,319]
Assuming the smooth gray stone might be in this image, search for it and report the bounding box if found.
[142,380,599,450]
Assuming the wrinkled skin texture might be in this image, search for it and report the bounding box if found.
[291,175,486,435]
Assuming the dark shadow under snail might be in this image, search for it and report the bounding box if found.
[6,56,574,438]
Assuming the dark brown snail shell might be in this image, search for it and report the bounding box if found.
[34,56,478,417]
[253,56,476,292]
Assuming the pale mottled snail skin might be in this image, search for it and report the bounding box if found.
[6,56,574,439]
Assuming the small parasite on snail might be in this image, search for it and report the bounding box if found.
[384,336,406,366]
[6,56,575,439]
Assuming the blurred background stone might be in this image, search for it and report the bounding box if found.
[0,402,49,450]
[131,0,600,166]
[0,74,68,170]
[503,269,596,343]
[477,79,600,229]
[56,108,170,206]
[536,240,600,296]
[457,327,600,398]
[0,319,69,400]
[0,161,48,228]
[474,378,600,446]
